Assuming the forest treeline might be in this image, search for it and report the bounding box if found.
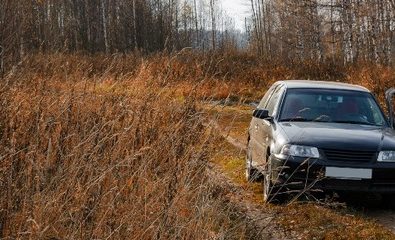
[249,0,395,64]
[1,0,395,76]
[0,0,236,73]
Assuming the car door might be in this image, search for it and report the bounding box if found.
[252,84,284,170]
[386,88,395,128]
[250,84,277,169]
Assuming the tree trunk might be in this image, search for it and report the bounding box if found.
[101,0,109,53]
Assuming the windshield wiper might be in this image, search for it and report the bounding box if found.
[313,119,331,123]
[280,118,311,122]
[332,120,378,126]
[281,118,332,123]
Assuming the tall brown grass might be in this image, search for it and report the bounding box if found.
[0,54,254,239]
[12,52,394,102]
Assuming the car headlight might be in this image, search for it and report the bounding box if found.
[377,151,395,162]
[275,144,320,159]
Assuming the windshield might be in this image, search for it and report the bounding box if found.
[279,89,387,126]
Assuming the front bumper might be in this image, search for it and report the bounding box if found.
[272,156,395,193]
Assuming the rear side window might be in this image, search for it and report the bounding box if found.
[258,84,277,109]
[266,86,284,116]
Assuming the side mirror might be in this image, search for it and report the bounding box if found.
[253,109,270,120]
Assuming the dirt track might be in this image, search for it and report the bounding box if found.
[367,210,395,233]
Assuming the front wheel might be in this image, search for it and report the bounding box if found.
[263,164,272,203]
[263,156,287,204]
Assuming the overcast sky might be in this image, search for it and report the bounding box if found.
[221,0,250,31]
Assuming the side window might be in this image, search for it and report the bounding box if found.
[258,85,277,109]
[266,86,284,116]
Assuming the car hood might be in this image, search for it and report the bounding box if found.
[278,122,395,151]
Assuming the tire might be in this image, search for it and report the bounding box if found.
[246,143,262,182]
[382,194,395,209]
[263,155,287,204]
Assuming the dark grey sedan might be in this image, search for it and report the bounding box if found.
[247,80,395,203]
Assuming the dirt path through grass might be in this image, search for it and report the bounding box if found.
[203,102,395,238]
[367,211,395,233]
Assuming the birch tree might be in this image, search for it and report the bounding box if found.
[249,0,395,64]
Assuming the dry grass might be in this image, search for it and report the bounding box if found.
[0,52,394,239]
[10,52,395,102]
[202,104,253,145]
[0,54,256,239]
[279,203,394,240]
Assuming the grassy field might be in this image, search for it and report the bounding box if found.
[0,52,394,239]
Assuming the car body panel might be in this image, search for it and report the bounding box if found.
[275,80,370,92]
[250,84,286,170]
[277,122,395,152]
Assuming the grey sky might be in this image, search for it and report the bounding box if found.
[221,0,250,31]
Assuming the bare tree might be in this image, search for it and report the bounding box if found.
[0,0,235,71]
[249,0,395,64]
[210,0,217,50]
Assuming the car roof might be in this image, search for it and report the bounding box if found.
[276,80,370,93]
